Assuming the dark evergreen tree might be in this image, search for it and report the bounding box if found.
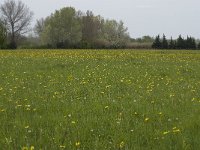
[152,35,161,49]
[197,42,200,50]
[185,36,196,49]
[174,40,177,49]
[191,38,196,49]
[162,34,168,49]
[176,35,185,49]
[185,36,191,49]
[169,37,175,49]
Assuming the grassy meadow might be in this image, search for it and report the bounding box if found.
[0,50,200,150]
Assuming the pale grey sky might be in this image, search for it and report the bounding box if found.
[1,0,200,38]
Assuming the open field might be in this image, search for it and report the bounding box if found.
[0,50,200,150]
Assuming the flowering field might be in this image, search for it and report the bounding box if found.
[0,50,200,150]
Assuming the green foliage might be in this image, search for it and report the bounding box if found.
[0,0,33,49]
[152,34,198,50]
[162,34,168,49]
[176,35,185,49]
[34,18,45,38]
[185,36,196,50]
[81,11,101,46]
[100,20,129,48]
[41,7,82,48]
[168,37,175,49]
[1,50,200,149]
[152,35,161,49]
[0,21,7,49]
[130,36,154,43]
[198,43,200,50]
[37,7,130,49]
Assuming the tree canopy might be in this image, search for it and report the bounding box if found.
[35,7,130,49]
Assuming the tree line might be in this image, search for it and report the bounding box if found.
[0,0,130,49]
[0,0,200,50]
[34,8,130,49]
[152,34,200,50]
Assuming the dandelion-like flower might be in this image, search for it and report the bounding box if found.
[22,147,28,150]
[119,141,125,148]
[25,126,29,129]
[30,146,34,150]
[60,145,66,148]
[173,128,181,133]
[144,117,149,122]
[163,131,170,135]
[75,141,80,147]
[71,121,76,124]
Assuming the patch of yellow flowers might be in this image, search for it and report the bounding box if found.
[22,146,34,150]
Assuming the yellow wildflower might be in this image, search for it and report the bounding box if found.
[1,109,6,112]
[22,147,28,150]
[173,129,180,133]
[71,121,76,124]
[119,141,125,148]
[163,131,170,135]
[25,126,29,129]
[60,145,66,148]
[30,146,34,150]
[105,106,109,109]
[144,117,149,122]
[75,141,80,147]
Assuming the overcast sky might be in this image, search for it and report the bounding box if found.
[1,0,200,38]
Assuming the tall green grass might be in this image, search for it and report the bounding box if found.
[0,50,200,150]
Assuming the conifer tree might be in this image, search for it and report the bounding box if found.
[162,34,168,49]
[152,35,161,49]
[197,42,200,50]
[191,38,196,49]
[176,35,185,49]
[185,36,190,49]
[169,37,175,49]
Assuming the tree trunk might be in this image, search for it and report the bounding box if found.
[10,24,17,49]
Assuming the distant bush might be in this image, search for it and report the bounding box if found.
[127,42,152,49]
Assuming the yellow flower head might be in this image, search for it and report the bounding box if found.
[71,121,76,124]
[163,131,170,135]
[22,147,28,150]
[75,141,80,147]
[25,126,29,129]
[60,145,66,148]
[144,117,149,122]
[119,141,125,148]
[30,146,34,150]
[173,129,181,133]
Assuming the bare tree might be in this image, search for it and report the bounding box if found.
[0,0,33,49]
[34,18,45,37]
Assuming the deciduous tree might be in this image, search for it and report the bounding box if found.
[40,7,81,48]
[0,0,33,49]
